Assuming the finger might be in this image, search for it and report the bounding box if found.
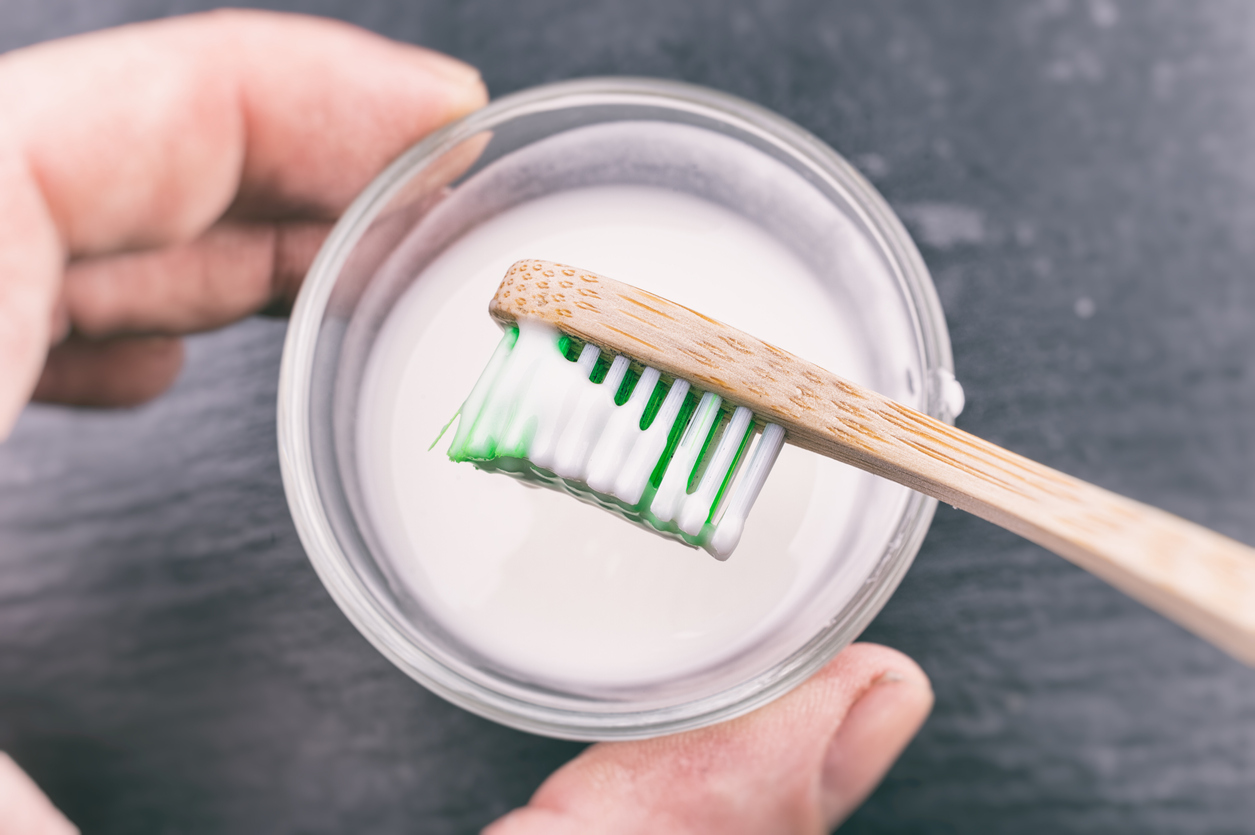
[0,752,78,835]
[61,120,493,340]
[61,220,330,338]
[3,9,486,255]
[32,335,184,408]
[0,10,487,434]
[819,665,934,826]
[486,643,934,835]
[0,147,64,433]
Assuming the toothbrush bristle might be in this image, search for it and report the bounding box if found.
[447,321,785,559]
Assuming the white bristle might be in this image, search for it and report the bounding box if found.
[586,366,661,493]
[611,378,690,505]
[650,392,722,524]
[677,405,754,536]
[602,355,630,392]
[575,341,600,376]
[497,333,560,453]
[448,329,516,454]
[466,327,545,453]
[708,423,785,559]
[523,339,591,470]
[551,355,629,480]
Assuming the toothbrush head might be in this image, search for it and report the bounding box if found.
[445,260,786,559]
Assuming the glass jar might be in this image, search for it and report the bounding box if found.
[278,78,959,740]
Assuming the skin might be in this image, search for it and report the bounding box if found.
[0,11,933,834]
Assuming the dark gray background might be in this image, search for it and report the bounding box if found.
[2,1,1253,832]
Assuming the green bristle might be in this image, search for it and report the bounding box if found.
[588,352,613,384]
[614,367,640,406]
[709,421,756,523]
[638,378,668,430]
[649,389,699,489]
[687,406,732,494]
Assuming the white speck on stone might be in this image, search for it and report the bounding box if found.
[1014,220,1038,246]
[855,152,890,179]
[1152,62,1177,98]
[898,202,987,249]
[1074,296,1097,318]
[1088,0,1119,27]
[1045,47,1104,82]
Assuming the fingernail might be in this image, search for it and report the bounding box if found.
[417,49,484,87]
[416,50,488,121]
[820,670,933,827]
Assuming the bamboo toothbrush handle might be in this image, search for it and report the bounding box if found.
[492,260,1255,666]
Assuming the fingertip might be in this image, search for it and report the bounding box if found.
[442,70,490,127]
[225,12,490,219]
[408,45,487,106]
[0,752,79,835]
[485,643,935,835]
[366,39,488,160]
[0,145,64,441]
[813,642,933,698]
[0,330,43,439]
[482,807,584,835]
[0,382,28,443]
[819,647,934,828]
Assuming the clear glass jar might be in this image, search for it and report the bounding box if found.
[278,78,959,740]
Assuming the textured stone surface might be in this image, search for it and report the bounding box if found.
[1,1,1253,832]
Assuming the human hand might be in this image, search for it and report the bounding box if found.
[0,13,932,834]
[0,643,928,834]
[0,753,76,835]
[488,643,932,834]
[0,9,486,438]
[0,9,485,831]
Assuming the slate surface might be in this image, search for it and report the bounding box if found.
[1,1,1253,832]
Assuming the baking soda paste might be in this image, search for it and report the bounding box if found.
[356,184,900,691]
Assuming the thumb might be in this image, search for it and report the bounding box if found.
[0,753,78,835]
[486,643,933,835]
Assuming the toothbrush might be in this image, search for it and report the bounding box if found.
[447,259,1255,667]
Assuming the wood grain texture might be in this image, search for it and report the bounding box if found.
[492,259,1255,667]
